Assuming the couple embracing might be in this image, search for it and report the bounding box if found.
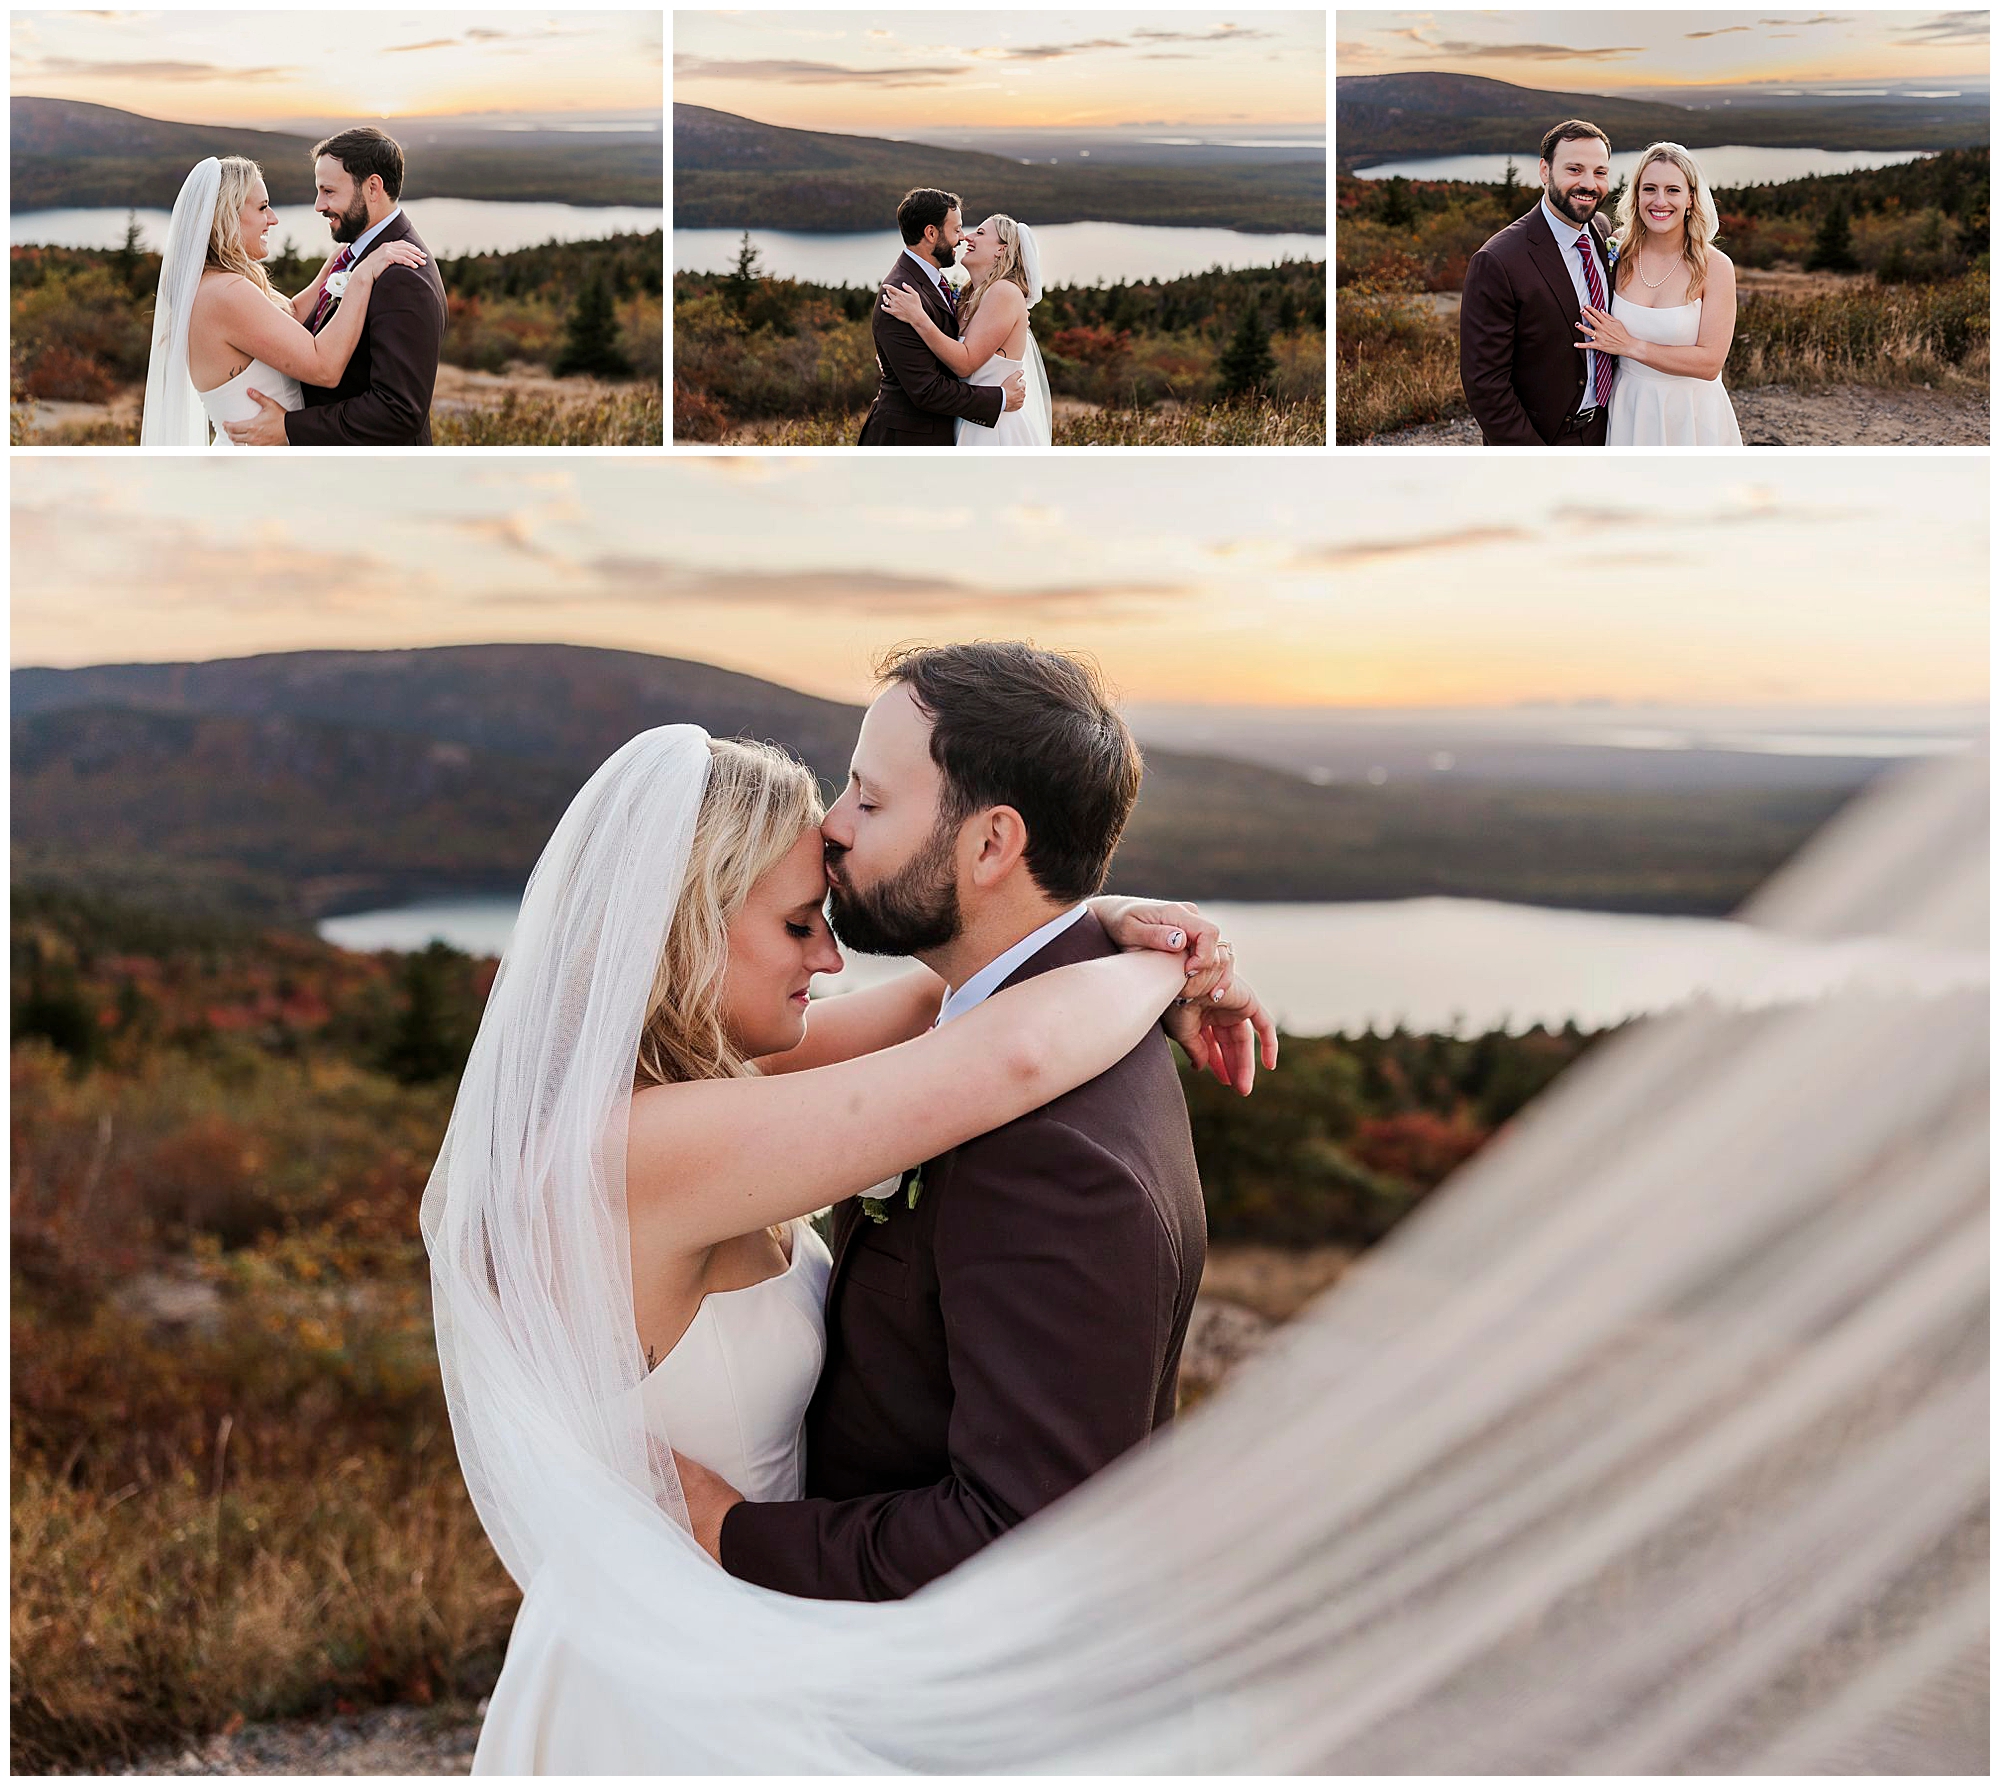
[859,188,1053,448]
[428,643,1277,1770]
[141,128,445,447]
[1460,120,1743,447]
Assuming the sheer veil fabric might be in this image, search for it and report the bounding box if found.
[1016,223,1053,441]
[141,157,221,446]
[427,729,1986,1772]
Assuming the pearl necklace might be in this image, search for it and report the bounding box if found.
[1633,249,1680,291]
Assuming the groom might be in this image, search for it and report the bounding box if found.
[684,643,1219,1599]
[857,188,1025,446]
[225,127,446,447]
[1458,119,1617,446]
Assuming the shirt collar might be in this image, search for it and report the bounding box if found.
[935,904,1091,1028]
[902,247,949,296]
[1539,196,1588,249]
[350,205,403,261]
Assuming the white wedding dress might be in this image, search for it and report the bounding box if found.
[198,360,304,449]
[957,346,1052,450]
[472,1218,831,1773]
[1606,294,1743,446]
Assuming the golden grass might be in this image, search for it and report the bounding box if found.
[704,399,1325,447]
[1334,288,1464,444]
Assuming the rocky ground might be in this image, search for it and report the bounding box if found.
[1362,381,1989,447]
[109,1256,1329,1777]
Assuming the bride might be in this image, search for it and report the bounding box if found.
[879,215,1054,448]
[1579,141,1743,447]
[140,156,426,447]
[430,727,1268,1771]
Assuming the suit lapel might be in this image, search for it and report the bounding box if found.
[1521,209,1582,322]
[317,215,415,333]
[899,252,958,338]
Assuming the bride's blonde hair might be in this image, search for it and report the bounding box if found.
[633,738,824,1089]
[206,156,280,301]
[956,214,1030,335]
[1613,142,1721,302]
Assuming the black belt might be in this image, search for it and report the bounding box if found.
[1559,405,1604,431]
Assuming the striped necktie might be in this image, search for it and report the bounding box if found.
[1573,234,1614,408]
[310,246,355,333]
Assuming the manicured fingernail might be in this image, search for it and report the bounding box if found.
[1211,988,1224,1001]
[1169,930,1184,948]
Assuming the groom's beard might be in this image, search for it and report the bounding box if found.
[825,823,963,957]
[325,194,372,243]
[1548,183,1602,227]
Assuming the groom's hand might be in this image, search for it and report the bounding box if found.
[223,388,289,447]
[674,1449,744,1564]
[1002,370,1026,412]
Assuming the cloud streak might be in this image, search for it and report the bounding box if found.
[673,53,967,86]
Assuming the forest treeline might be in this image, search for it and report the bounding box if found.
[673,246,1325,443]
[14,884,1591,1769]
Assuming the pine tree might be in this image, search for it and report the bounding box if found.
[552,272,633,378]
[1380,174,1415,229]
[115,211,144,291]
[1806,200,1859,272]
[1500,157,1520,213]
[1215,303,1276,402]
[723,232,761,316]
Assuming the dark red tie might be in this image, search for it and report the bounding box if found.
[943,279,958,318]
[311,246,354,333]
[1573,236,1613,408]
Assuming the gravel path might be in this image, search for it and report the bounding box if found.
[1357,382,1987,447]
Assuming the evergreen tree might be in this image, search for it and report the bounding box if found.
[552,272,633,378]
[1276,286,1299,334]
[1380,174,1415,229]
[723,232,762,316]
[377,942,474,1085]
[115,211,144,291]
[1500,157,1520,213]
[1215,303,1276,402]
[1805,200,1859,272]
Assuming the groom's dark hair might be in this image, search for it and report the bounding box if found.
[897,188,961,246]
[877,642,1142,903]
[1540,119,1610,163]
[313,126,406,201]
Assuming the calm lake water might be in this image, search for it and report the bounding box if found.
[674,222,1327,288]
[316,896,1978,1038]
[13,199,664,258]
[1352,146,1932,187]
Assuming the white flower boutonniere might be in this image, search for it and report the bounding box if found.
[942,262,971,291]
[324,269,353,300]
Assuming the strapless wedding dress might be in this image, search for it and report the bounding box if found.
[472,1220,831,1773]
[957,343,1052,449]
[198,359,305,448]
[1606,295,1742,447]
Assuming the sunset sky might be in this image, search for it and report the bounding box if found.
[1338,9,1989,89]
[10,456,1986,710]
[9,11,662,126]
[672,11,1325,133]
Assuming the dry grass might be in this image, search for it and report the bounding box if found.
[1201,1245,1355,1324]
[1335,271,1989,442]
[701,399,1325,447]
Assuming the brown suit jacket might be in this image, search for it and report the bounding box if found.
[721,913,1207,1601]
[285,212,447,447]
[855,251,1006,446]
[1459,204,1615,446]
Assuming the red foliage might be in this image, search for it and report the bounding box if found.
[1349,1108,1488,1188]
[1046,324,1131,366]
[23,343,113,403]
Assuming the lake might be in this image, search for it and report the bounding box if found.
[674,222,1327,289]
[316,896,1980,1039]
[13,199,665,259]
[1352,146,1933,187]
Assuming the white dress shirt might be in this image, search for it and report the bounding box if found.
[935,903,1090,1028]
[1540,196,1608,407]
[900,247,953,306]
[349,204,404,262]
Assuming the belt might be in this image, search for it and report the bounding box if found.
[1560,405,1604,432]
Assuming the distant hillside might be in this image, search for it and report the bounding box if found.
[1335,73,1990,169]
[673,104,1322,233]
[12,646,1843,924]
[10,97,662,210]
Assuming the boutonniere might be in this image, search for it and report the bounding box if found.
[324,269,353,300]
[860,1162,925,1225]
[942,262,970,291]
[1605,240,1620,267]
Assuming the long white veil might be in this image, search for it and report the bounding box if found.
[426,733,1987,1771]
[140,157,220,447]
[1015,221,1053,446]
